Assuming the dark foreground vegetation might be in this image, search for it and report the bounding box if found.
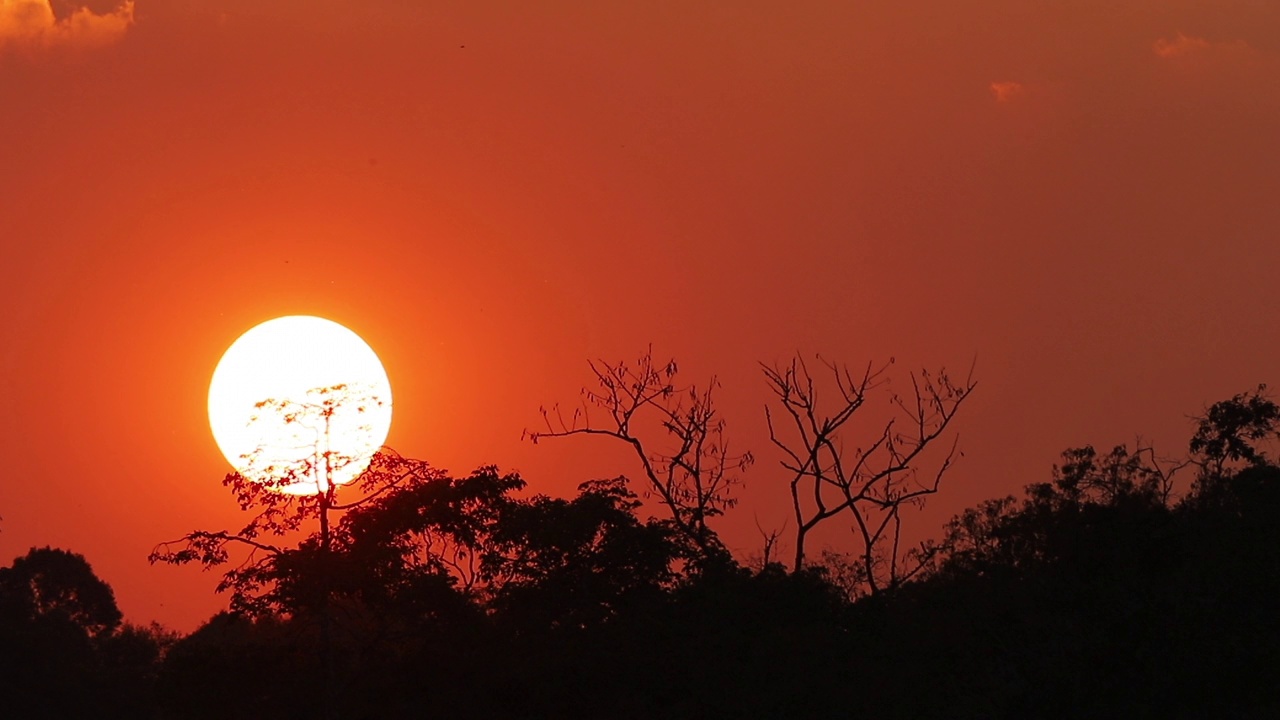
[3,381,1280,719]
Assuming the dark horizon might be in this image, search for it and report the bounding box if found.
[4,385,1279,717]
[3,0,1279,638]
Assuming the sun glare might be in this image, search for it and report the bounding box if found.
[207,316,393,495]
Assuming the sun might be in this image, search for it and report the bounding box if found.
[207,316,393,495]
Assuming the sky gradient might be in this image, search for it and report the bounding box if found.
[3,0,1279,630]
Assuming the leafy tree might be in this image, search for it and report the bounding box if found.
[0,546,122,638]
[935,443,1181,578]
[0,547,171,718]
[903,398,1280,718]
[151,468,693,719]
[1189,384,1280,473]
[150,445,441,616]
[151,385,399,596]
[482,476,683,630]
[149,382,436,718]
[335,465,524,603]
[322,467,684,631]
[1186,385,1280,515]
[96,622,180,717]
[156,612,310,720]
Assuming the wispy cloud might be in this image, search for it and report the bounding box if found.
[0,0,134,50]
[1153,33,1210,59]
[989,81,1024,103]
[1153,32,1252,60]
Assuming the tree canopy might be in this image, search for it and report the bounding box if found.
[6,378,1280,718]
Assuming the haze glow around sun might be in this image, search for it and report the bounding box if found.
[208,316,392,495]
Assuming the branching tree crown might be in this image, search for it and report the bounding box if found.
[762,355,976,596]
[1190,385,1280,478]
[526,350,754,556]
[149,382,430,614]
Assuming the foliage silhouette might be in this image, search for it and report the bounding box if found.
[150,379,1280,718]
[0,546,123,638]
[11,378,1280,718]
[150,468,692,718]
[149,384,413,607]
[481,475,684,631]
[149,382,426,719]
[0,548,172,718]
[1189,384,1280,473]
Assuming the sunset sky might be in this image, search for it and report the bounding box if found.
[2,0,1278,631]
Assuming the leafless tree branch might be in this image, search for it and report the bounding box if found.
[763,354,975,596]
[525,349,753,553]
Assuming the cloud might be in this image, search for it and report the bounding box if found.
[0,0,134,50]
[1153,33,1210,59]
[989,81,1024,103]
[1153,32,1253,61]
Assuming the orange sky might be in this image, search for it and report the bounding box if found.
[3,0,1279,631]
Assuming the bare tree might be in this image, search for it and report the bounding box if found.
[762,355,975,596]
[525,350,753,555]
[748,515,787,571]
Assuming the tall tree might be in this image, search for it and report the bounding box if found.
[527,350,753,557]
[149,384,430,613]
[762,355,975,594]
[149,382,436,716]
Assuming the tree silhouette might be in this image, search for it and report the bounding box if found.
[149,382,435,715]
[149,383,425,611]
[482,475,683,630]
[0,547,172,717]
[1189,384,1280,481]
[934,443,1183,580]
[148,466,695,719]
[896,397,1280,718]
[527,350,753,557]
[326,468,683,631]
[762,355,975,594]
[0,546,122,638]
[336,466,522,593]
[127,374,1280,719]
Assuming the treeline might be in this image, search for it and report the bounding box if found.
[3,388,1280,718]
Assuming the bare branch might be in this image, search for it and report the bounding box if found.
[526,349,752,554]
[763,353,975,596]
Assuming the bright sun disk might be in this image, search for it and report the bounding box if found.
[207,316,393,495]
